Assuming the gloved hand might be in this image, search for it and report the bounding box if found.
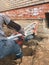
[19,28,25,35]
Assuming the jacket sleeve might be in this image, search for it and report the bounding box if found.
[7,20,21,32]
[3,14,23,33]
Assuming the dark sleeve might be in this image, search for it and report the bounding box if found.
[7,20,21,32]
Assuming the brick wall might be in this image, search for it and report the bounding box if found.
[2,3,49,20]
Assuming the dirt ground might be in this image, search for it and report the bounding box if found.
[0,23,49,65]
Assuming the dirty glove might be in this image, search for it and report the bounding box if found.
[19,28,25,35]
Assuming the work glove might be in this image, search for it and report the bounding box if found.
[19,28,25,35]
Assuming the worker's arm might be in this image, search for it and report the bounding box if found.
[7,20,21,32]
[3,15,24,34]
